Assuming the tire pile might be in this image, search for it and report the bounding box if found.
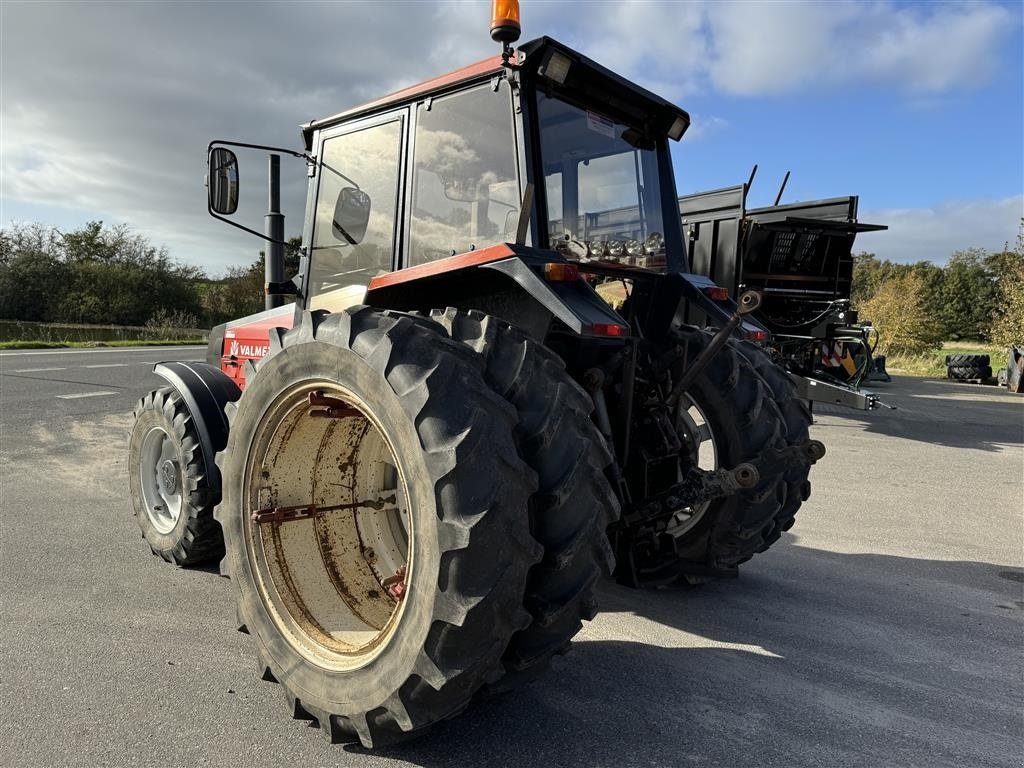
[945,353,992,381]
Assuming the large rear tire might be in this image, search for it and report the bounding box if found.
[427,308,619,682]
[128,387,222,565]
[736,341,813,550]
[215,308,541,748]
[651,329,790,580]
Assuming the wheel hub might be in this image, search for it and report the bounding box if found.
[159,459,179,495]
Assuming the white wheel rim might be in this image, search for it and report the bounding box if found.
[139,426,183,534]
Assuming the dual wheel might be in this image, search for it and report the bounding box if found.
[208,307,613,747]
[127,308,811,746]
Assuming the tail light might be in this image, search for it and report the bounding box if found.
[587,323,627,337]
[744,329,768,342]
[543,262,580,282]
[703,286,729,301]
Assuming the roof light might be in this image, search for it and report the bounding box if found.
[703,286,728,301]
[668,115,689,141]
[541,50,572,84]
[543,262,580,282]
[588,323,627,337]
[490,0,521,44]
[744,329,768,343]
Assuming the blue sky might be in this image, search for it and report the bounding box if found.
[2,1,1022,272]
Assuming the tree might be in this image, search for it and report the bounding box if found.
[987,223,1024,348]
[859,271,943,355]
[935,249,999,340]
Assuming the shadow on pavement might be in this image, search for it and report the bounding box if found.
[813,376,1023,452]
[359,543,1022,768]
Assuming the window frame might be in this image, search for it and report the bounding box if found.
[399,79,522,269]
[303,107,410,300]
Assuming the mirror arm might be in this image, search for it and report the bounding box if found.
[208,139,313,164]
[206,206,292,247]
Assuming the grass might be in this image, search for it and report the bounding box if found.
[886,340,1007,378]
[0,339,204,350]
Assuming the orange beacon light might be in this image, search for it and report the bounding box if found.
[490,0,521,44]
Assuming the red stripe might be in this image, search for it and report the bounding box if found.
[313,56,505,127]
[368,244,515,291]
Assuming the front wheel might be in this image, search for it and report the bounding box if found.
[128,388,222,565]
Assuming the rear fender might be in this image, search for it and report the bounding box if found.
[653,272,769,343]
[364,243,628,340]
[152,361,241,493]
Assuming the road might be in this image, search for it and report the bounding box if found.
[1,346,1021,768]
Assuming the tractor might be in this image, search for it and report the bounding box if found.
[128,1,824,748]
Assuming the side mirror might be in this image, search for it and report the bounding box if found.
[208,147,239,215]
[333,187,371,245]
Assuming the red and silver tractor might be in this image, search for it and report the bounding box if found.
[128,2,823,747]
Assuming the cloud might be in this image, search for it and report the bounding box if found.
[0,1,1016,273]
[855,196,1023,264]
[706,1,1014,96]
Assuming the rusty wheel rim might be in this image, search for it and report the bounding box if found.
[242,381,413,671]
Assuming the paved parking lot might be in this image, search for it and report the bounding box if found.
[1,346,1021,767]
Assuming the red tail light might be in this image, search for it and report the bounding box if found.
[543,262,580,282]
[703,286,729,300]
[744,329,768,342]
[588,323,627,337]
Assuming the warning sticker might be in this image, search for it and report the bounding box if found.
[586,110,616,138]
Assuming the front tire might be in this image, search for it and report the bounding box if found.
[216,308,542,748]
[128,387,222,565]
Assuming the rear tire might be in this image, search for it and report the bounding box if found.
[427,308,619,683]
[216,308,542,748]
[649,329,789,580]
[736,341,813,549]
[128,387,222,565]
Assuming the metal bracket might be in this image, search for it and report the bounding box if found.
[307,390,359,419]
[250,495,397,525]
[789,373,888,411]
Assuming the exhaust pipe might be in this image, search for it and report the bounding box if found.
[265,154,285,310]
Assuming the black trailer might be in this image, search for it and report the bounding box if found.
[679,181,889,410]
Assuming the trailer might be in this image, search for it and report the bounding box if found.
[679,176,889,410]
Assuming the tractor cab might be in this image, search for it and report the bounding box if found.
[294,37,691,309]
[207,37,700,332]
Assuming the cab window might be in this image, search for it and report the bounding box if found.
[310,118,403,297]
[408,83,519,265]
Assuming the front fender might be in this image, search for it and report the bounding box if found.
[153,361,241,493]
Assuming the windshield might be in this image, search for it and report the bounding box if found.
[537,92,668,270]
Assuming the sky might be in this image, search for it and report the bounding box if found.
[1,0,1021,275]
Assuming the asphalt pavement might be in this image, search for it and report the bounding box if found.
[1,346,1021,768]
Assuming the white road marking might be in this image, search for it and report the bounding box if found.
[0,345,205,357]
[11,367,66,373]
[83,363,128,369]
[55,391,118,400]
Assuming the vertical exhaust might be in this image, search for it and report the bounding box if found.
[265,154,285,310]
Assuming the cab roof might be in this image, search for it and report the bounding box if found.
[301,37,690,150]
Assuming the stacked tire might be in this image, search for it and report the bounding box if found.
[945,354,991,381]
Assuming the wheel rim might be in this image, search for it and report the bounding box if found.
[243,381,412,671]
[139,426,184,535]
[669,395,719,536]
